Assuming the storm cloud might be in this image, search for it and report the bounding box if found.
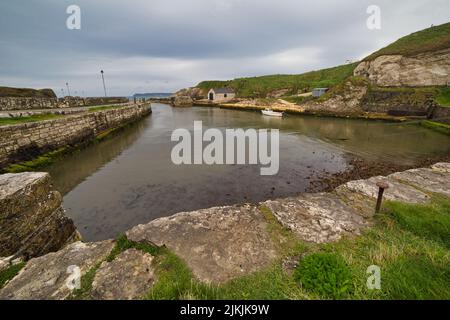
[0,0,449,96]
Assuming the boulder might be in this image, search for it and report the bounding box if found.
[91,249,156,300]
[173,95,193,107]
[0,240,115,300]
[0,172,80,259]
[263,193,368,243]
[127,204,278,284]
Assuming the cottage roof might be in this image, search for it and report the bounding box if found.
[211,88,235,94]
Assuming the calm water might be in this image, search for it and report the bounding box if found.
[45,104,450,241]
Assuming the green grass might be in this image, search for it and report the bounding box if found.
[0,262,26,289]
[421,120,450,136]
[0,114,62,126]
[293,252,353,299]
[197,63,358,98]
[365,22,450,61]
[387,196,450,247]
[0,86,56,98]
[281,95,314,104]
[88,105,124,112]
[436,87,450,107]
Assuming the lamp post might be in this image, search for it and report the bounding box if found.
[66,82,71,97]
[101,70,107,97]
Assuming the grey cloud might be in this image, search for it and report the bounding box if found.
[0,0,449,96]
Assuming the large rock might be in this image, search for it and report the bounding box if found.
[336,176,430,204]
[126,204,277,283]
[174,87,205,100]
[263,193,368,243]
[91,249,156,300]
[354,48,450,87]
[432,162,450,173]
[302,79,368,115]
[389,168,450,196]
[173,95,193,107]
[0,172,80,259]
[0,240,115,300]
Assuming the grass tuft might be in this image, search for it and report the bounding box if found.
[0,262,26,289]
[294,252,354,299]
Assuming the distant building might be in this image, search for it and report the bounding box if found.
[312,88,329,97]
[207,88,236,102]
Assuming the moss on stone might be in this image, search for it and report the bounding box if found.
[0,262,26,289]
[421,120,450,136]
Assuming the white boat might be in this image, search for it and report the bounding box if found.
[261,109,283,117]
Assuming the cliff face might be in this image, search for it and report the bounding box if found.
[354,48,450,87]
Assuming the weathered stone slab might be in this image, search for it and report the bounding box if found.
[0,240,115,300]
[337,176,430,204]
[431,162,450,173]
[390,168,450,196]
[0,172,80,258]
[126,204,277,284]
[263,193,368,243]
[91,249,156,300]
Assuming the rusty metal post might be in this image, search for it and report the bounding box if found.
[375,181,389,213]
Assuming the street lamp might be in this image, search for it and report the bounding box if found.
[101,70,107,97]
[66,82,71,97]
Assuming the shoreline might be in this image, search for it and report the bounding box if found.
[192,100,410,122]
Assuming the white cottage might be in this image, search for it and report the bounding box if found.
[207,88,235,102]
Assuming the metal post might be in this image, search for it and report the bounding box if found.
[375,181,389,213]
[101,70,107,97]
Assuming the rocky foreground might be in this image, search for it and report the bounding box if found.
[0,163,449,300]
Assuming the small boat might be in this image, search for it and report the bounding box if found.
[261,109,283,117]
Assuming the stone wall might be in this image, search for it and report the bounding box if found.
[0,97,59,111]
[354,48,450,87]
[431,105,450,124]
[0,104,151,170]
[0,96,130,111]
[361,88,434,116]
[58,97,130,108]
[0,172,80,260]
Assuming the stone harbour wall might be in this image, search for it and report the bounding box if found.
[0,96,130,111]
[58,97,130,108]
[0,172,81,260]
[431,105,450,125]
[0,104,151,170]
[0,97,59,111]
[361,88,434,116]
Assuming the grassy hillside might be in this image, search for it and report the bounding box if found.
[0,86,56,98]
[197,63,358,98]
[195,23,450,100]
[365,22,450,61]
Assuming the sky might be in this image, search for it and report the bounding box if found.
[0,0,449,97]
